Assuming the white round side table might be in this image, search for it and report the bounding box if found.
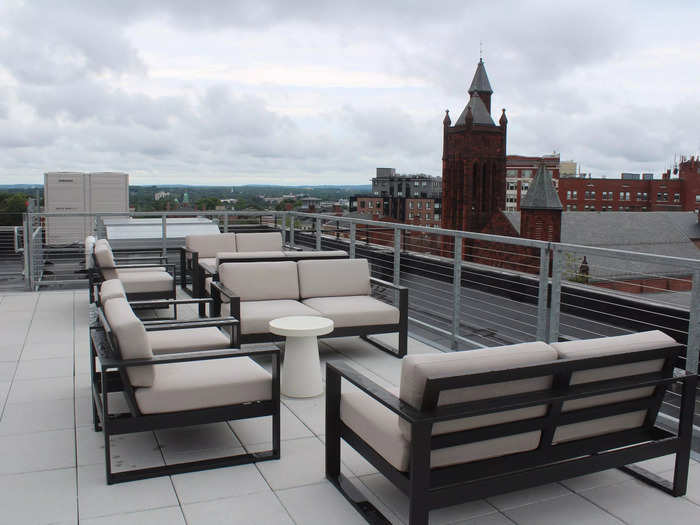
[269,316,334,398]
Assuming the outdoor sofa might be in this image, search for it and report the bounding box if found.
[211,258,408,357]
[179,231,347,314]
[91,289,280,483]
[89,237,176,303]
[325,330,697,524]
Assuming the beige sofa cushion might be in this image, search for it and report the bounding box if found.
[216,251,286,265]
[135,357,271,414]
[219,261,300,301]
[239,299,322,334]
[103,297,154,387]
[147,327,231,355]
[117,271,173,294]
[297,259,371,299]
[286,250,348,259]
[197,257,216,270]
[399,342,558,441]
[94,240,117,280]
[100,279,126,303]
[235,232,283,252]
[301,296,398,327]
[341,388,542,471]
[186,233,236,258]
[85,236,96,269]
[550,330,676,443]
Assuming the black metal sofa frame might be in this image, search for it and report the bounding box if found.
[90,308,281,484]
[326,345,697,525]
[210,276,409,357]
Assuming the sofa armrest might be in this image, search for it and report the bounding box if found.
[99,345,278,368]
[130,297,213,309]
[142,316,236,330]
[210,281,240,319]
[370,276,407,291]
[326,361,426,424]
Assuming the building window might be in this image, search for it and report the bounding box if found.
[674,193,680,202]
[426,202,432,209]
[584,190,596,200]
[521,183,529,192]
[409,201,413,209]
[359,201,366,209]
[619,192,624,200]
[566,190,572,200]
[642,192,648,200]
[506,169,517,177]
[425,214,430,220]
[376,201,381,208]
[434,213,440,220]
[522,170,533,177]
[572,190,577,199]
[408,213,413,219]
[417,202,422,209]
[664,192,668,201]
[507,182,516,191]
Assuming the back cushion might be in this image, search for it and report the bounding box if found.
[550,330,676,442]
[94,240,117,280]
[186,233,236,258]
[85,236,96,269]
[219,261,300,301]
[236,232,283,252]
[298,259,371,299]
[100,279,126,303]
[103,297,154,387]
[399,342,558,441]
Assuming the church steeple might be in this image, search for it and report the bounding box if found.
[468,58,493,113]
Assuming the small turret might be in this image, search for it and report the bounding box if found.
[465,102,474,128]
[499,108,507,127]
[443,109,451,127]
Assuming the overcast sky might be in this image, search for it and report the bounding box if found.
[1,0,698,186]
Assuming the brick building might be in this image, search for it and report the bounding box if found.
[505,154,561,211]
[350,168,442,227]
[441,59,508,232]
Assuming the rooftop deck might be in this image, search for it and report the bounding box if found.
[0,288,698,524]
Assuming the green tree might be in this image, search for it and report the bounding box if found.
[196,197,221,210]
[0,193,28,226]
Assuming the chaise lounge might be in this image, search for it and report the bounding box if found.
[326,330,697,524]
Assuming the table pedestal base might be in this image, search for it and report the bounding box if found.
[281,335,323,398]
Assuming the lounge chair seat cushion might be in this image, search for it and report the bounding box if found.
[301,296,399,328]
[237,300,322,334]
[186,233,236,258]
[118,271,173,294]
[100,279,127,303]
[135,357,271,414]
[147,327,231,355]
[286,250,348,259]
[197,257,216,268]
[216,251,286,264]
[235,232,283,252]
[340,388,542,472]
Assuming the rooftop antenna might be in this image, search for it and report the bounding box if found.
[479,41,484,61]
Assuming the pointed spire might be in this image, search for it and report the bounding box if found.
[499,108,507,126]
[443,109,451,126]
[520,164,563,210]
[468,58,493,95]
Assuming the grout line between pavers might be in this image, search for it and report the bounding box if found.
[72,290,81,525]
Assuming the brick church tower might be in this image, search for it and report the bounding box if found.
[441,59,508,232]
[520,163,563,242]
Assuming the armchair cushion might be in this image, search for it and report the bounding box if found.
[147,327,231,355]
[399,342,557,440]
[94,240,118,280]
[103,297,154,387]
[235,232,283,252]
[118,270,174,294]
[185,233,236,258]
[219,261,300,301]
[301,296,398,328]
[134,357,271,414]
[549,330,675,442]
[298,259,371,299]
[100,279,126,303]
[341,388,542,472]
[238,299,322,334]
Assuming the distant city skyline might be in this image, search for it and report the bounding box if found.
[0,1,698,185]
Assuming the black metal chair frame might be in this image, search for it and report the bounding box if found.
[325,345,697,525]
[210,276,408,357]
[90,309,281,484]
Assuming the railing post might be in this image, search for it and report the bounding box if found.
[161,215,167,257]
[548,246,563,343]
[289,213,295,248]
[349,223,356,259]
[223,213,229,233]
[315,217,322,251]
[393,228,401,305]
[686,269,700,372]
[452,236,463,349]
[22,213,31,290]
[536,245,551,341]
